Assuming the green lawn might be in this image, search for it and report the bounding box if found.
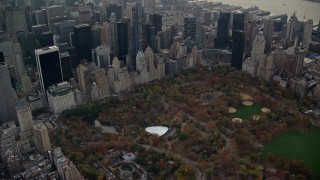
[230,103,262,119]
[261,127,320,178]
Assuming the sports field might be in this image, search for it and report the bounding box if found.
[229,103,262,119]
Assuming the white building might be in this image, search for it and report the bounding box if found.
[242,33,266,76]
[47,82,76,114]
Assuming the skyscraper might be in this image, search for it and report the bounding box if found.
[35,46,63,93]
[0,62,18,125]
[33,122,51,153]
[215,12,231,48]
[263,18,274,51]
[149,13,162,33]
[46,5,65,31]
[16,99,33,132]
[184,14,196,41]
[285,17,295,49]
[60,52,73,82]
[74,24,93,63]
[58,20,76,44]
[131,3,144,66]
[109,13,118,56]
[291,46,306,76]
[231,30,245,70]
[232,12,245,31]
[106,4,122,21]
[117,21,129,61]
[91,24,102,48]
[302,19,313,50]
[5,7,28,41]
[76,64,91,99]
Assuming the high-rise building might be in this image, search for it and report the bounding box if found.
[252,33,266,67]
[74,24,93,63]
[231,30,245,70]
[195,18,203,47]
[46,5,66,31]
[33,24,48,41]
[106,4,122,21]
[47,82,76,114]
[5,7,28,41]
[33,122,51,153]
[35,46,63,92]
[16,99,33,132]
[302,19,313,50]
[60,52,73,82]
[0,122,19,161]
[109,13,118,56]
[131,3,144,66]
[117,21,129,61]
[92,10,103,24]
[291,46,306,76]
[149,13,162,33]
[91,24,102,48]
[284,17,295,49]
[215,12,231,48]
[58,20,76,44]
[263,18,274,51]
[184,14,196,41]
[30,10,47,25]
[232,12,245,31]
[40,31,54,47]
[92,45,111,68]
[79,6,92,24]
[76,64,91,99]
[94,69,110,99]
[63,160,84,180]
[0,62,18,125]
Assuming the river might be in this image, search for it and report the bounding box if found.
[213,0,320,24]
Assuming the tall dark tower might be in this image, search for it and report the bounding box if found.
[215,12,231,48]
[183,14,196,41]
[231,30,245,70]
[131,3,144,67]
[117,21,129,61]
[106,4,122,21]
[149,13,162,33]
[233,12,245,31]
[0,62,18,125]
[35,46,63,92]
[74,24,93,63]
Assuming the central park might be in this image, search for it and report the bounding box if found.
[51,65,320,179]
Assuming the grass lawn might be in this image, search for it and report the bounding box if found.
[261,127,320,178]
[230,103,262,119]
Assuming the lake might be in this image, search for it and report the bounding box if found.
[214,0,320,24]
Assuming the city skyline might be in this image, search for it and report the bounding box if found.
[0,0,320,179]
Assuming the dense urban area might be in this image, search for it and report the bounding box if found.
[0,0,320,179]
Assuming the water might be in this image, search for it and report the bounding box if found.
[94,119,119,134]
[214,0,320,24]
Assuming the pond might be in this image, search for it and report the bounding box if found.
[94,119,119,134]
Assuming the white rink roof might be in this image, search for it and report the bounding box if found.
[145,126,169,136]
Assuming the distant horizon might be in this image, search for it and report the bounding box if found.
[208,0,320,24]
